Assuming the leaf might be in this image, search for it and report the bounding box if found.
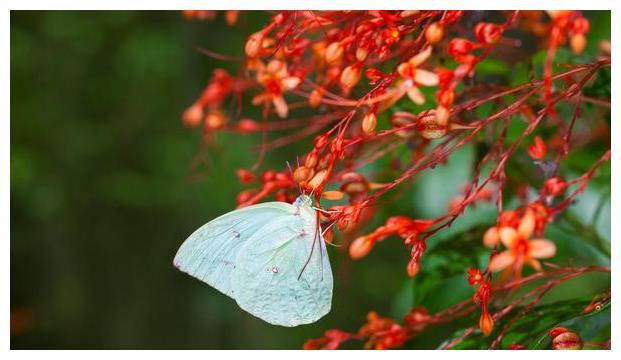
[412,143,475,218]
[439,297,610,349]
[390,277,416,319]
[528,300,610,349]
[476,58,510,75]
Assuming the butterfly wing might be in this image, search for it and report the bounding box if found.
[173,202,291,299]
[232,205,333,327]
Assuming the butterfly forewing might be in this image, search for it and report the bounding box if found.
[231,205,333,327]
[173,202,292,298]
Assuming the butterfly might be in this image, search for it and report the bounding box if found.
[173,194,333,327]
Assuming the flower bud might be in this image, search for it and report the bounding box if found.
[425,22,444,44]
[236,168,255,184]
[340,172,369,195]
[183,104,203,128]
[418,115,447,140]
[479,311,494,336]
[362,112,378,135]
[474,22,503,45]
[309,88,324,108]
[325,42,344,65]
[205,111,225,129]
[448,38,475,58]
[544,177,567,196]
[435,106,450,126]
[293,166,313,183]
[570,33,586,54]
[305,150,319,169]
[322,190,344,201]
[406,258,420,277]
[340,64,361,89]
[356,47,369,61]
[307,169,328,191]
[314,134,330,149]
[261,170,276,182]
[550,327,583,350]
[349,236,374,259]
[225,10,239,26]
[237,118,260,133]
[437,89,455,107]
[245,32,264,58]
[400,10,419,18]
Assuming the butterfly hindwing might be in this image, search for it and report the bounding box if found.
[173,202,291,298]
[231,205,333,327]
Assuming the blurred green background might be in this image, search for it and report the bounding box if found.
[11,11,610,349]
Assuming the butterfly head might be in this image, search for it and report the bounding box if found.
[293,194,313,208]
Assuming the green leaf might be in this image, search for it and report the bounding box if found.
[412,143,475,218]
[440,297,610,349]
[528,299,610,349]
[390,277,416,319]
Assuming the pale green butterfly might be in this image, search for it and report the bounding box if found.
[173,194,333,327]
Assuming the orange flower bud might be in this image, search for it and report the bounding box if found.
[400,10,419,18]
[406,258,420,277]
[340,64,361,89]
[437,89,455,107]
[570,33,586,54]
[183,104,203,128]
[307,169,328,191]
[356,47,369,61]
[340,172,369,195]
[293,166,313,183]
[435,106,450,126]
[317,152,334,170]
[325,42,344,65]
[349,236,374,259]
[205,111,225,129]
[362,112,378,135]
[309,88,324,108]
[322,190,344,201]
[479,310,494,336]
[425,22,444,44]
[305,150,319,168]
[245,32,264,58]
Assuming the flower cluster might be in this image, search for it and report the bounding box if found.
[182,10,610,349]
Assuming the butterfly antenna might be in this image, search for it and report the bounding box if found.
[287,160,304,196]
